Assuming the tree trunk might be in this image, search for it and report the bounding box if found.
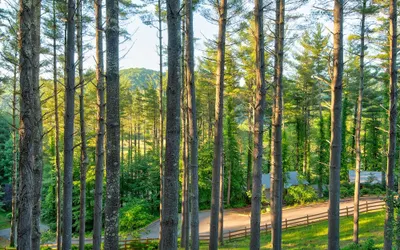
[158,0,164,242]
[138,124,141,157]
[159,0,182,247]
[227,164,231,206]
[51,0,62,247]
[62,0,76,246]
[247,101,253,192]
[351,102,358,163]
[303,107,309,177]
[180,75,189,249]
[77,2,88,248]
[317,102,324,198]
[104,0,120,246]
[130,122,133,166]
[328,0,344,248]
[219,158,224,246]
[93,0,105,247]
[250,0,266,247]
[384,0,397,247]
[185,0,200,244]
[135,124,138,158]
[10,54,18,248]
[270,0,284,248]
[209,1,227,248]
[31,0,43,246]
[145,119,147,157]
[353,0,366,244]
[18,0,35,246]
[121,128,124,167]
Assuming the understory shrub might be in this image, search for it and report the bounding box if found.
[284,185,318,205]
[129,240,158,250]
[341,238,378,250]
[72,244,94,250]
[120,199,157,234]
[246,185,269,206]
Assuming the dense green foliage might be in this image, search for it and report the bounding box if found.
[284,185,318,205]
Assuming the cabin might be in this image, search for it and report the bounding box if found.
[261,171,309,199]
[348,170,384,185]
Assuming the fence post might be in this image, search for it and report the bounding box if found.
[366,201,368,212]
[307,214,309,225]
[229,230,231,241]
[266,223,268,234]
[245,227,247,237]
[285,218,288,229]
[346,206,349,217]
[125,239,127,249]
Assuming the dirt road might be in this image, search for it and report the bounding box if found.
[140,196,381,239]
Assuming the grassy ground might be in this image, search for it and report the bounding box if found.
[0,211,10,230]
[197,210,385,250]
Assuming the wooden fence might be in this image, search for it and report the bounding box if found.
[202,199,385,242]
[6,199,385,250]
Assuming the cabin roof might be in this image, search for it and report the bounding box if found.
[261,171,309,189]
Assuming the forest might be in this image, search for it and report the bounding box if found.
[0,0,399,248]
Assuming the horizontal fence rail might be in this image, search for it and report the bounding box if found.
[34,199,385,249]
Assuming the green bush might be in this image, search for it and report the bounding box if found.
[361,187,371,196]
[372,187,384,195]
[340,185,355,198]
[120,199,157,233]
[341,238,378,250]
[129,240,158,250]
[40,230,56,244]
[284,185,318,205]
[71,244,94,250]
[246,185,269,206]
[40,247,52,250]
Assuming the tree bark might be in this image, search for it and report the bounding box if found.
[159,0,181,247]
[384,0,397,248]
[328,0,344,248]
[62,0,76,247]
[250,0,266,247]
[247,100,253,192]
[219,158,224,246]
[317,102,324,198]
[77,2,88,248]
[303,107,309,177]
[93,0,105,247]
[227,163,231,206]
[270,0,284,248]
[10,53,18,249]
[17,0,35,246]
[209,1,227,248]
[52,0,62,247]
[104,0,120,246]
[353,0,366,244]
[31,0,43,246]
[185,0,200,244]
[180,74,189,249]
[158,0,164,242]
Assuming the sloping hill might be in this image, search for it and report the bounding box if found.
[120,68,161,90]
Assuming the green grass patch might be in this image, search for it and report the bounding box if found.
[199,210,385,249]
[0,211,10,230]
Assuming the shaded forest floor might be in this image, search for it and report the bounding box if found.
[198,210,384,249]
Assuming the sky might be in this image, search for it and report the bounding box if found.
[119,12,217,71]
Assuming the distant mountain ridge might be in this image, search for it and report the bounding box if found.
[120,68,162,90]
